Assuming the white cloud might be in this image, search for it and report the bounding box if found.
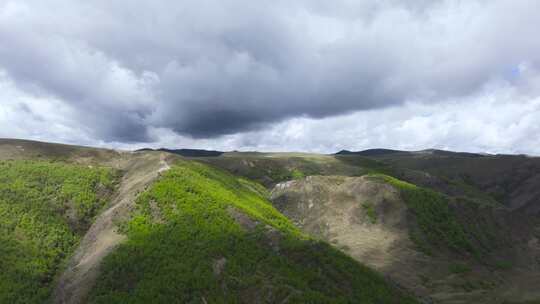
[132,80,539,155]
[1,0,540,153]
[0,71,96,145]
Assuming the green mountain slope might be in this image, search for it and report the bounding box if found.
[345,151,540,215]
[0,160,118,304]
[4,139,538,303]
[89,160,417,304]
[264,155,540,303]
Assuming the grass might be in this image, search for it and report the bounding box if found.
[200,155,365,187]
[494,260,513,270]
[362,202,377,224]
[335,155,395,175]
[0,160,118,304]
[291,168,305,179]
[449,263,472,274]
[90,160,418,303]
[368,174,476,256]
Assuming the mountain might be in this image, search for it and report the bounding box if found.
[192,150,540,303]
[335,148,409,156]
[135,148,224,157]
[1,138,539,303]
[0,139,415,304]
[335,148,486,158]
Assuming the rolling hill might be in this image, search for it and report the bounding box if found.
[1,139,539,303]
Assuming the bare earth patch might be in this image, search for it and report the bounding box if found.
[271,176,426,290]
[52,152,173,304]
[270,175,540,304]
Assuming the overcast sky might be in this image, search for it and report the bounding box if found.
[1,0,540,154]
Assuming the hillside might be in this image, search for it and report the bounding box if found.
[336,149,540,215]
[199,150,540,303]
[1,139,540,303]
[0,160,118,303]
[89,160,416,303]
[0,139,417,304]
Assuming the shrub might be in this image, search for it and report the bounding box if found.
[449,263,472,274]
[0,160,117,304]
[362,202,377,224]
[369,174,475,256]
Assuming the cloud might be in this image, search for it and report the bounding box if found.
[0,0,540,151]
[136,81,540,155]
[0,71,94,144]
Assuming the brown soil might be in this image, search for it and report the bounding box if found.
[0,139,177,304]
[270,175,540,304]
[52,152,173,304]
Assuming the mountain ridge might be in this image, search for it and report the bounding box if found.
[1,138,540,303]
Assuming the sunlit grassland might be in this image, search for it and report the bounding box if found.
[0,160,118,304]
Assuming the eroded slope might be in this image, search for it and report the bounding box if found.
[53,152,172,304]
[0,139,176,304]
[270,174,540,303]
[89,161,417,303]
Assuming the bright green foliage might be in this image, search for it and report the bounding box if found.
[369,174,475,255]
[291,168,305,179]
[91,161,417,304]
[0,160,117,304]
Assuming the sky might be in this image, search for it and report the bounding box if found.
[1,0,540,154]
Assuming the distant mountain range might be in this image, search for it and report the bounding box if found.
[135,147,224,157]
[336,148,487,158]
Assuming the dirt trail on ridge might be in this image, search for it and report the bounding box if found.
[53,152,172,304]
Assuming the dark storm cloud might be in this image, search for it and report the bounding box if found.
[1,0,540,141]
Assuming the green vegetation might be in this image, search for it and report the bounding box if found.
[435,174,501,207]
[335,155,395,175]
[494,260,513,270]
[362,201,377,224]
[369,174,475,256]
[291,168,305,179]
[449,263,472,274]
[0,160,118,304]
[200,155,365,186]
[91,160,417,303]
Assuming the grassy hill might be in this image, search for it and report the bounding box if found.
[342,150,540,215]
[207,151,540,303]
[0,140,418,303]
[2,139,540,303]
[0,160,118,303]
[89,160,416,303]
